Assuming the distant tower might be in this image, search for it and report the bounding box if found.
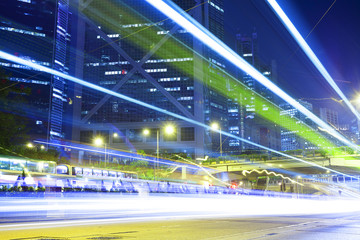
[232,30,280,152]
[279,100,313,151]
[319,108,339,129]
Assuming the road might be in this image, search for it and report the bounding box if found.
[1,194,360,239]
[2,213,360,239]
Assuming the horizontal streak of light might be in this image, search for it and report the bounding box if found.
[0,51,355,179]
[144,0,359,152]
[1,195,360,231]
[175,154,229,186]
[242,169,302,185]
[33,140,200,171]
[266,0,360,121]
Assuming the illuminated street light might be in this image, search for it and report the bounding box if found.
[26,143,34,148]
[94,137,107,167]
[40,145,45,150]
[143,124,176,180]
[143,129,150,136]
[165,125,175,135]
[211,122,219,130]
[94,138,103,146]
[210,122,222,157]
[113,132,118,138]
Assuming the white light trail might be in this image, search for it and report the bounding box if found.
[242,169,302,185]
[266,0,360,121]
[33,140,200,171]
[1,195,360,231]
[0,50,356,179]
[144,0,360,152]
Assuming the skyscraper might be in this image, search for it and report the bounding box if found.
[231,31,280,153]
[319,108,339,129]
[0,0,72,146]
[279,100,313,151]
[72,0,227,161]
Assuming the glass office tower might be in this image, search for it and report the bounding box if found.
[72,0,228,161]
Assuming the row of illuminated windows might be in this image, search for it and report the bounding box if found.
[0,60,50,68]
[210,102,225,110]
[86,57,192,67]
[99,79,148,85]
[157,29,188,35]
[177,96,193,101]
[9,77,49,85]
[104,68,168,75]
[86,61,128,67]
[149,87,180,92]
[0,26,45,37]
[209,1,224,12]
[158,77,180,82]
[104,70,127,75]
[145,68,167,73]
[96,34,119,39]
[121,22,164,28]
[128,79,147,84]
[209,58,226,68]
[146,57,193,64]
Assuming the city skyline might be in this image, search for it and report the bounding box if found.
[224,0,360,124]
[1,2,360,238]
[0,0,359,158]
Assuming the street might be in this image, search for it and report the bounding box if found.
[2,212,360,239]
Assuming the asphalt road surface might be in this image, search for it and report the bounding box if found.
[2,212,360,240]
[2,194,360,239]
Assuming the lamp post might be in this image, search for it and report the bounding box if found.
[211,122,222,157]
[143,128,155,180]
[94,137,107,167]
[143,124,175,181]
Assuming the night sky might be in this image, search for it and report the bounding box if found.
[224,0,360,123]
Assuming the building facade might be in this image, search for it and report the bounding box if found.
[0,0,72,147]
[319,107,339,129]
[71,0,228,162]
[228,31,280,153]
[279,100,313,151]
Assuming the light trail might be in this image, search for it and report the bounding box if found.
[175,154,230,186]
[1,195,360,231]
[144,0,360,153]
[242,169,302,185]
[0,50,357,180]
[266,0,360,121]
[33,140,201,171]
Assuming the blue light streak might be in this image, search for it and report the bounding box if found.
[34,140,200,171]
[144,0,360,152]
[0,49,355,178]
[266,0,360,122]
[1,195,360,232]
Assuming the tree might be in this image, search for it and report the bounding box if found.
[0,68,30,147]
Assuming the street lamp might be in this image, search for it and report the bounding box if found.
[94,137,107,167]
[143,129,150,136]
[165,125,175,135]
[26,143,34,148]
[143,128,157,180]
[211,122,222,157]
[143,124,175,181]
